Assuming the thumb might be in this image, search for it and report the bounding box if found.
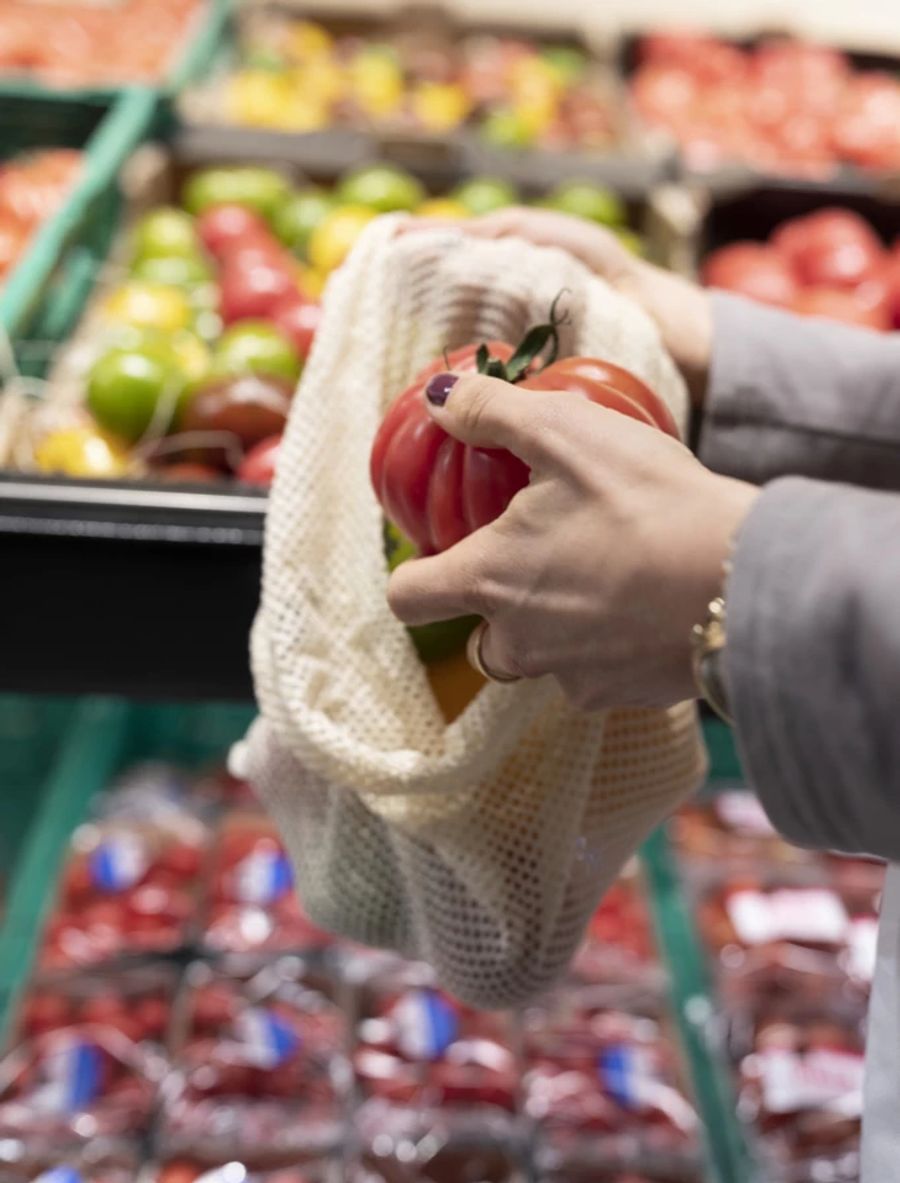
[424,371,567,468]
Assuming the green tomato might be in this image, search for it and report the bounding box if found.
[130,253,214,288]
[479,106,536,150]
[451,177,519,216]
[131,207,200,262]
[384,525,478,662]
[272,186,335,256]
[211,321,303,384]
[87,344,187,443]
[242,45,287,71]
[541,180,627,227]
[181,167,291,220]
[336,165,425,214]
[541,45,588,87]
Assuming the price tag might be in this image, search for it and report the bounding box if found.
[727,889,849,945]
[758,1047,864,1115]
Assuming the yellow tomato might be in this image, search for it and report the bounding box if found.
[416,198,471,219]
[34,426,130,479]
[296,263,327,299]
[411,82,471,131]
[508,55,563,99]
[283,20,333,62]
[348,51,404,118]
[226,70,296,127]
[102,281,193,334]
[427,649,485,724]
[515,95,557,138]
[294,57,344,107]
[308,205,376,274]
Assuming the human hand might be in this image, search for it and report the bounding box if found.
[403,208,713,405]
[387,370,757,711]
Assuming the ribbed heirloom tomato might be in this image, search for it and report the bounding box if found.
[370,306,678,555]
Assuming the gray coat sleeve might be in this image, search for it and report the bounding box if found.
[699,294,900,860]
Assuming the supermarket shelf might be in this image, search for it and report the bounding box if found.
[0,476,264,700]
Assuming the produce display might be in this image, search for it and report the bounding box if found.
[183,16,617,153]
[632,33,900,176]
[6,160,637,486]
[0,149,81,287]
[0,0,202,88]
[674,788,883,1180]
[702,207,900,330]
[0,756,704,1182]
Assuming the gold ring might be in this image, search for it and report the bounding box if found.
[466,620,521,684]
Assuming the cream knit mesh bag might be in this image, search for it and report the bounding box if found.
[239,217,707,1009]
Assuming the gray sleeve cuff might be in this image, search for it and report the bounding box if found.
[700,292,900,489]
[726,476,900,861]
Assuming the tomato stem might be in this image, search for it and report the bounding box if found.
[475,291,570,384]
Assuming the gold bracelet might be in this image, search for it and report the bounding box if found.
[691,583,733,726]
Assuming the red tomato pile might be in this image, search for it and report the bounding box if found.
[0,148,80,285]
[632,34,900,174]
[0,0,200,86]
[21,968,173,1045]
[203,812,333,955]
[40,816,208,970]
[371,316,676,556]
[702,207,900,330]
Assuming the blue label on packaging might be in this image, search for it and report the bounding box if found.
[233,849,293,905]
[395,989,459,1060]
[33,1040,103,1114]
[235,1007,301,1069]
[33,1170,84,1183]
[598,1043,644,1109]
[88,834,147,892]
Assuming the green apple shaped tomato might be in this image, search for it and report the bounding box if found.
[87,344,187,443]
[181,167,291,220]
[451,177,519,216]
[130,207,201,261]
[479,106,536,150]
[130,253,215,288]
[540,45,588,87]
[384,522,479,663]
[336,165,425,213]
[211,321,303,384]
[272,187,335,256]
[541,180,626,227]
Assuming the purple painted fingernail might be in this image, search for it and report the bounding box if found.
[425,372,458,406]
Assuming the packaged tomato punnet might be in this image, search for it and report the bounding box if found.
[242,216,706,1011]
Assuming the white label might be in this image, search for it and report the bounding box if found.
[714,791,776,836]
[847,917,879,983]
[758,1047,864,1115]
[727,889,849,946]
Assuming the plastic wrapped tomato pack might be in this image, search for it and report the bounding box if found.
[15,963,177,1047]
[354,964,518,1116]
[153,1161,337,1183]
[202,812,334,958]
[39,808,211,972]
[0,1157,142,1183]
[159,959,348,1167]
[523,991,699,1175]
[0,1025,167,1168]
[736,1008,864,1180]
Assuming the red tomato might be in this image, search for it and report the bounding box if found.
[218,258,300,325]
[196,204,270,259]
[157,1163,200,1183]
[23,993,72,1035]
[772,209,884,289]
[157,840,203,880]
[156,461,221,484]
[703,242,799,306]
[791,286,887,330]
[237,434,282,486]
[270,296,321,359]
[371,325,676,555]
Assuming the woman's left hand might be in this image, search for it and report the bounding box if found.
[387,371,758,711]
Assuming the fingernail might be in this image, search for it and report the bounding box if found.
[425,372,458,406]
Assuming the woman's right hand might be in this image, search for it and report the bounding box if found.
[414,207,714,405]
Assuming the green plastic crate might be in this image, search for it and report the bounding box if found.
[0,0,234,105]
[0,88,157,343]
[0,697,254,1039]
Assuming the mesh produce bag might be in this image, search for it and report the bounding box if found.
[239,217,707,1009]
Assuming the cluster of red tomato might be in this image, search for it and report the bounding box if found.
[0,0,200,86]
[0,148,80,284]
[703,207,900,330]
[633,34,900,175]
